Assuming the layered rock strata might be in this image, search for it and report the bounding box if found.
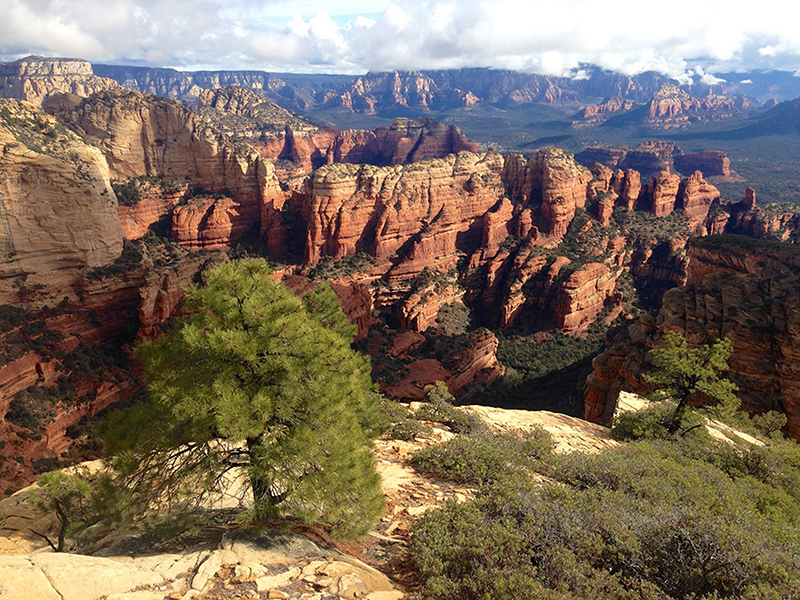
[44,89,283,249]
[585,236,800,438]
[0,57,119,106]
[0,100,123,302]
[303,151,504,276]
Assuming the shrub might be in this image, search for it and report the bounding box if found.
[411,428,800,599]
[611,401,682,441]
[411,428,553,486]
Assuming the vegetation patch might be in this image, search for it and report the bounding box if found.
[411,420,800,599]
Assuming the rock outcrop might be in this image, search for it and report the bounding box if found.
[556,263,620,334]
[197,85,319,138]
[0,249,226,494]
[679,170,721,227]
[0,100,123,302]
[674,151,731,177]
[254,117,479,176]
[572,95,637,126]
[0,57,119,107]
[44,89,283,249]
[646,169,682,217]
[585,236,800,438]
[503,148,592,239]
[303,151,504,277]
[381,328,504,401]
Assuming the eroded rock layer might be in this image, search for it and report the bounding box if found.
[44,89,283,249]
[585,235,800,438]
[0,100,123,302]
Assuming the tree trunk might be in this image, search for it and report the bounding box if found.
[247,437,287,507]
[668,395,690,434]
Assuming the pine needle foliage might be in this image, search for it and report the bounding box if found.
[99,258,385,538]
[645,331,739,433]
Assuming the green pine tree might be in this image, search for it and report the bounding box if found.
[645,331,740,433]
[100,258,385,538]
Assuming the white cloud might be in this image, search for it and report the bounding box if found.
[2,0,800,79]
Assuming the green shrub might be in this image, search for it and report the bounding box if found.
[390,419,432,441]
[415,401,486,435]
[611,401,683,441]
[411,428,553,486]
[412,430,800,600]
[111,179,141,206]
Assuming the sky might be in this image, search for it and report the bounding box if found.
[2,0,798,81]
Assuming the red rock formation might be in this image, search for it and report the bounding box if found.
[674,151,731,177]
[585,236,800,438]
[504,148,592,239]
[620,169,642,210]
[573,95,637,125]
[0,57,119,107]
[258,117,479,175]
[137,253,228,337]
[481,198,515,256]
[116,182,188,239]
[643,84,752,129]
[400,286,464,332]
[647,169,681,217]
[302,151,504,278]
[679,170,720,228]
[0,250,227,494]
[384,329,504,401]
[584,314,656,424]
[280,274,377,341]
[44,89,283,250]
[556,263,619,334]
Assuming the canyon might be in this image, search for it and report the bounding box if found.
[2,58,800,496]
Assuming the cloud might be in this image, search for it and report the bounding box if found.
[3,0,800,80]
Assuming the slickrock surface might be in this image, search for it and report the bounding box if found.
[1,403,633,599]
[463,404,620,454]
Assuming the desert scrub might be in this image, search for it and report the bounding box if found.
[414,396,486,436]
[411,427,554,486]
[411,427,800,600]
[377,397,433,441]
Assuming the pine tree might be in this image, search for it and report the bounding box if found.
[100,258,385,538]
[645,331,739,433]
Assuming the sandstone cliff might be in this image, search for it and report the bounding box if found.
[0,248,226,494]
[503,148,592,239]
[0,100,123,302]
[0,57,119,107]
[44,89,283,249]
[303,151,504,275]
[585,235,800,438]
[253,116,479,176]
[197,85,318,138]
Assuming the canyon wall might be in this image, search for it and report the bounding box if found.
[0,57,119,107]
[585,235,800,438]
[44,89,283,249]
[0,99,123,302]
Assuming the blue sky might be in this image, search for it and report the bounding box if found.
[2,0,797,82]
